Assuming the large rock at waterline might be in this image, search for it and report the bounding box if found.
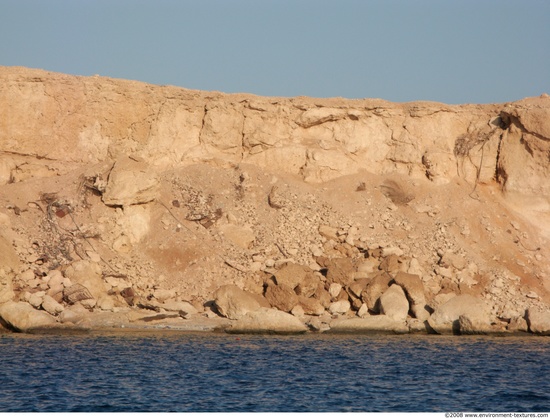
[213,285,261,320]
[526,308,550,335]
[226,308,308,334]
[393,272,429,320]
[0,301,57,332]
[458,314,493,335]
[379,284,409,322]
[428,294,491,334]
[329,315,408,334]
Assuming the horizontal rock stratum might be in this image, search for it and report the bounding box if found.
[0,66,549,335]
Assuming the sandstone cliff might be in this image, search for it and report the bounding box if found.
[0,66,549,334]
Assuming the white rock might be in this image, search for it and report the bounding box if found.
[0,301,57,332]
[379,284,409,322]
[357,303,370,318]
[330,315,408,334]
[329,299,351,315]
[228,308,308,334]
[328,283,342,299]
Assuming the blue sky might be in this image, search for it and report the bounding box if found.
[1,0,549,104]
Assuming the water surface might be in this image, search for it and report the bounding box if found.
[1,332,549,412]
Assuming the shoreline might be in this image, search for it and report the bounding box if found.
[1,312,545,338]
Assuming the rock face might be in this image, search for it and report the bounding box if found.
[0,66,549,334]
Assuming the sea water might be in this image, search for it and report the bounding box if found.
[0,332,549,412]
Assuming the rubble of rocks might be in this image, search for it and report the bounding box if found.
[0,67,549,335]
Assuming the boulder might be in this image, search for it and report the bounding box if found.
[379,284,409,322]
[526,308,550,335]
[0,301,57,332]
[314,283,332,308]
[102,156,159,207]
[328,283,343,299]
[407,318,428,333]
[249,293,271,308]
[213,285,261,320]
[458,314,493,335]
[45,270,64,289]
[290,304,305,318]
[298,296,325,316]
[41,294,64,316]
[329,315,408,334]
[46,271,65,301]
[379,254,400,275]
[361,272,391,312]
[357,303,370,318]
[28,291,45,309]
[274,263,313,291]
[393,271,429,320]
[428,294,491,334]
[325,258,355,286]
[227,308,308,334]
[295,271,322,298]
[508,316,529,333]
[264,283,298,313]
[348,278,369,299]
[328,299,351,315]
